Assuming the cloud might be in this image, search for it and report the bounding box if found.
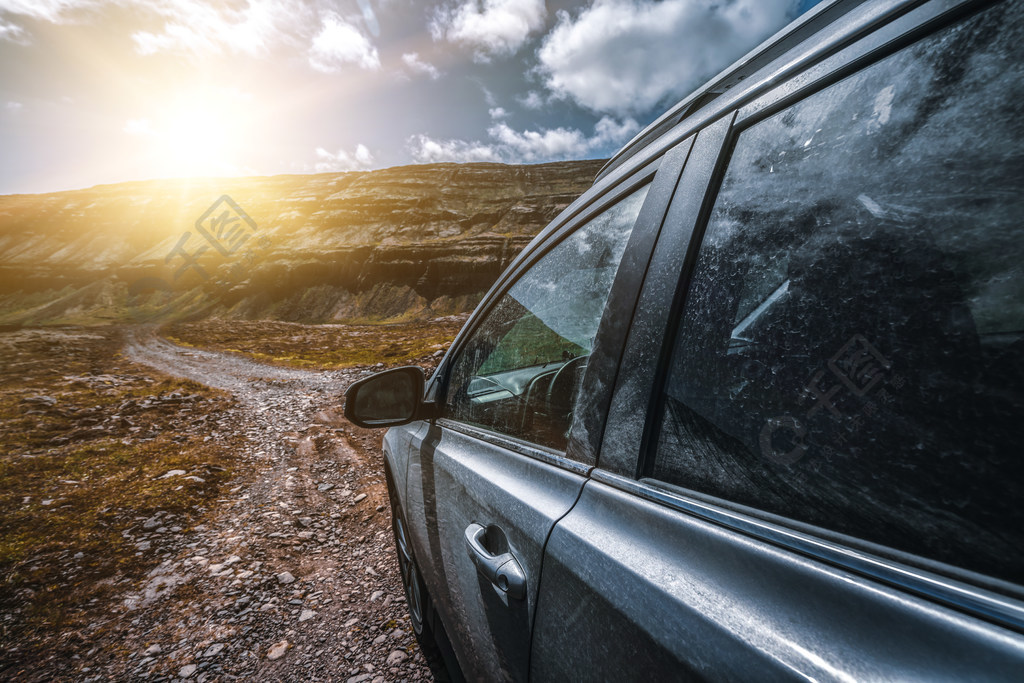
[488,106,508,120]
[408,135,502,164]
[408,115,638,164]
[6,101,23,113]
[517,90,544,109]
[537,0,796,116]
[131,0,312,58]
[0,16,28,43]
[431,0,546,61]
[402,52,441,79]
[309,11,380,72]
[0,0,381,73]
[314,144,375,172]
[0,0,92,23]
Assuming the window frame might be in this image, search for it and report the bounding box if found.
[431,149,684,469]
[597,0,1024,632]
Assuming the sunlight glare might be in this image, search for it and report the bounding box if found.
[134,87,257,180]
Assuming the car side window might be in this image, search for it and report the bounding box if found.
[652,3,1024,585]
[446,184,650,452]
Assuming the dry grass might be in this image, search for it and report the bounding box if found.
[163,317,467,370]
[0,327,242,673]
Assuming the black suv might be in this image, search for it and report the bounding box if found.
[346,0,1024,678]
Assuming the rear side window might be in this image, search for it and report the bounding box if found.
[652,3,1024,585]
[446,185,649,451]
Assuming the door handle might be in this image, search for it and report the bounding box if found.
[464,523,527,600]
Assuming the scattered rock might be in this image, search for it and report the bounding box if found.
[266,639,290,660]
[353,493,367,504]
[202,643,224,658]
[158,470,187,480]
[276,571,295,584]
[143,644,162,655]
[298,609,316,622]
[386,650,409,666]
[179,664,197,678]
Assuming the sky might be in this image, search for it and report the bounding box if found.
[0,0,823,194]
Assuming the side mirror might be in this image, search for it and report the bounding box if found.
[344,366,437,428]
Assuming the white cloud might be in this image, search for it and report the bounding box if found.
[402,52,441,79]
[0,0,92,23]
[408,134,501,164]
[538,0,795,116]
[408,115,638,164]
[0,0,381,74]
[431,0,546,61]
[0,16,28,43]
[309,11,380,72]
[488,106,508,120]
[314,144,375,172]
[131,0,312,58]
[488,122,588,160]
[6,101,23,113]
[517,90,544,109]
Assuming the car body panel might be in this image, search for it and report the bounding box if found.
[393,420,586,680]
[532,478,1024,681]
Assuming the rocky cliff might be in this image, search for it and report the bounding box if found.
[0,160,605,325]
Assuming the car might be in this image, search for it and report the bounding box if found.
[344,0,1024,679]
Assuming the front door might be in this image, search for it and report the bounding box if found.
[403,183,651,680]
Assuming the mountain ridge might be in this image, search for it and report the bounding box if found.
[0,159,605,325]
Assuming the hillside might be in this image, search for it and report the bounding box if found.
[0,160,605,325]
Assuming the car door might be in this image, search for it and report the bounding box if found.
[394,157,684,680]
[533,1,1024,679]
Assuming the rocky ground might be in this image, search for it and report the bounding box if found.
[1,325,445,682]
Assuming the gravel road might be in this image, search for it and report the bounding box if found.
[74,329,434,682]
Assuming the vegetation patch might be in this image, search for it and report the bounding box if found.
[164,317,468,370]
[0,327,242,675]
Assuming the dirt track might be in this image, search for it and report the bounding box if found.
[71,330,432,682]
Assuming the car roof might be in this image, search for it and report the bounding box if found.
[594,0,876,183]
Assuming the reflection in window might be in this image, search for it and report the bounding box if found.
[653,3,1024,585]
[447,184,650,451]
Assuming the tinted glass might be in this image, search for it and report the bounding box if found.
[447,184,649,451]
[653,4,1024,584]
[353,370,416,423]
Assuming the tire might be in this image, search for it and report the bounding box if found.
[386,476,460,682]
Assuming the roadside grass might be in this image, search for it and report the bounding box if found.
[0,327,241,672]
[163,318,467,370]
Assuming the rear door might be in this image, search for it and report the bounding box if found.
[533,1,1024,678]
[399,153,686,680]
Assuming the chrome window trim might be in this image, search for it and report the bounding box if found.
[435,418,592,477]
[592,468,1024,633]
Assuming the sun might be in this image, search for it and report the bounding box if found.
[130,87,255,180]
[156,104,239,178]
